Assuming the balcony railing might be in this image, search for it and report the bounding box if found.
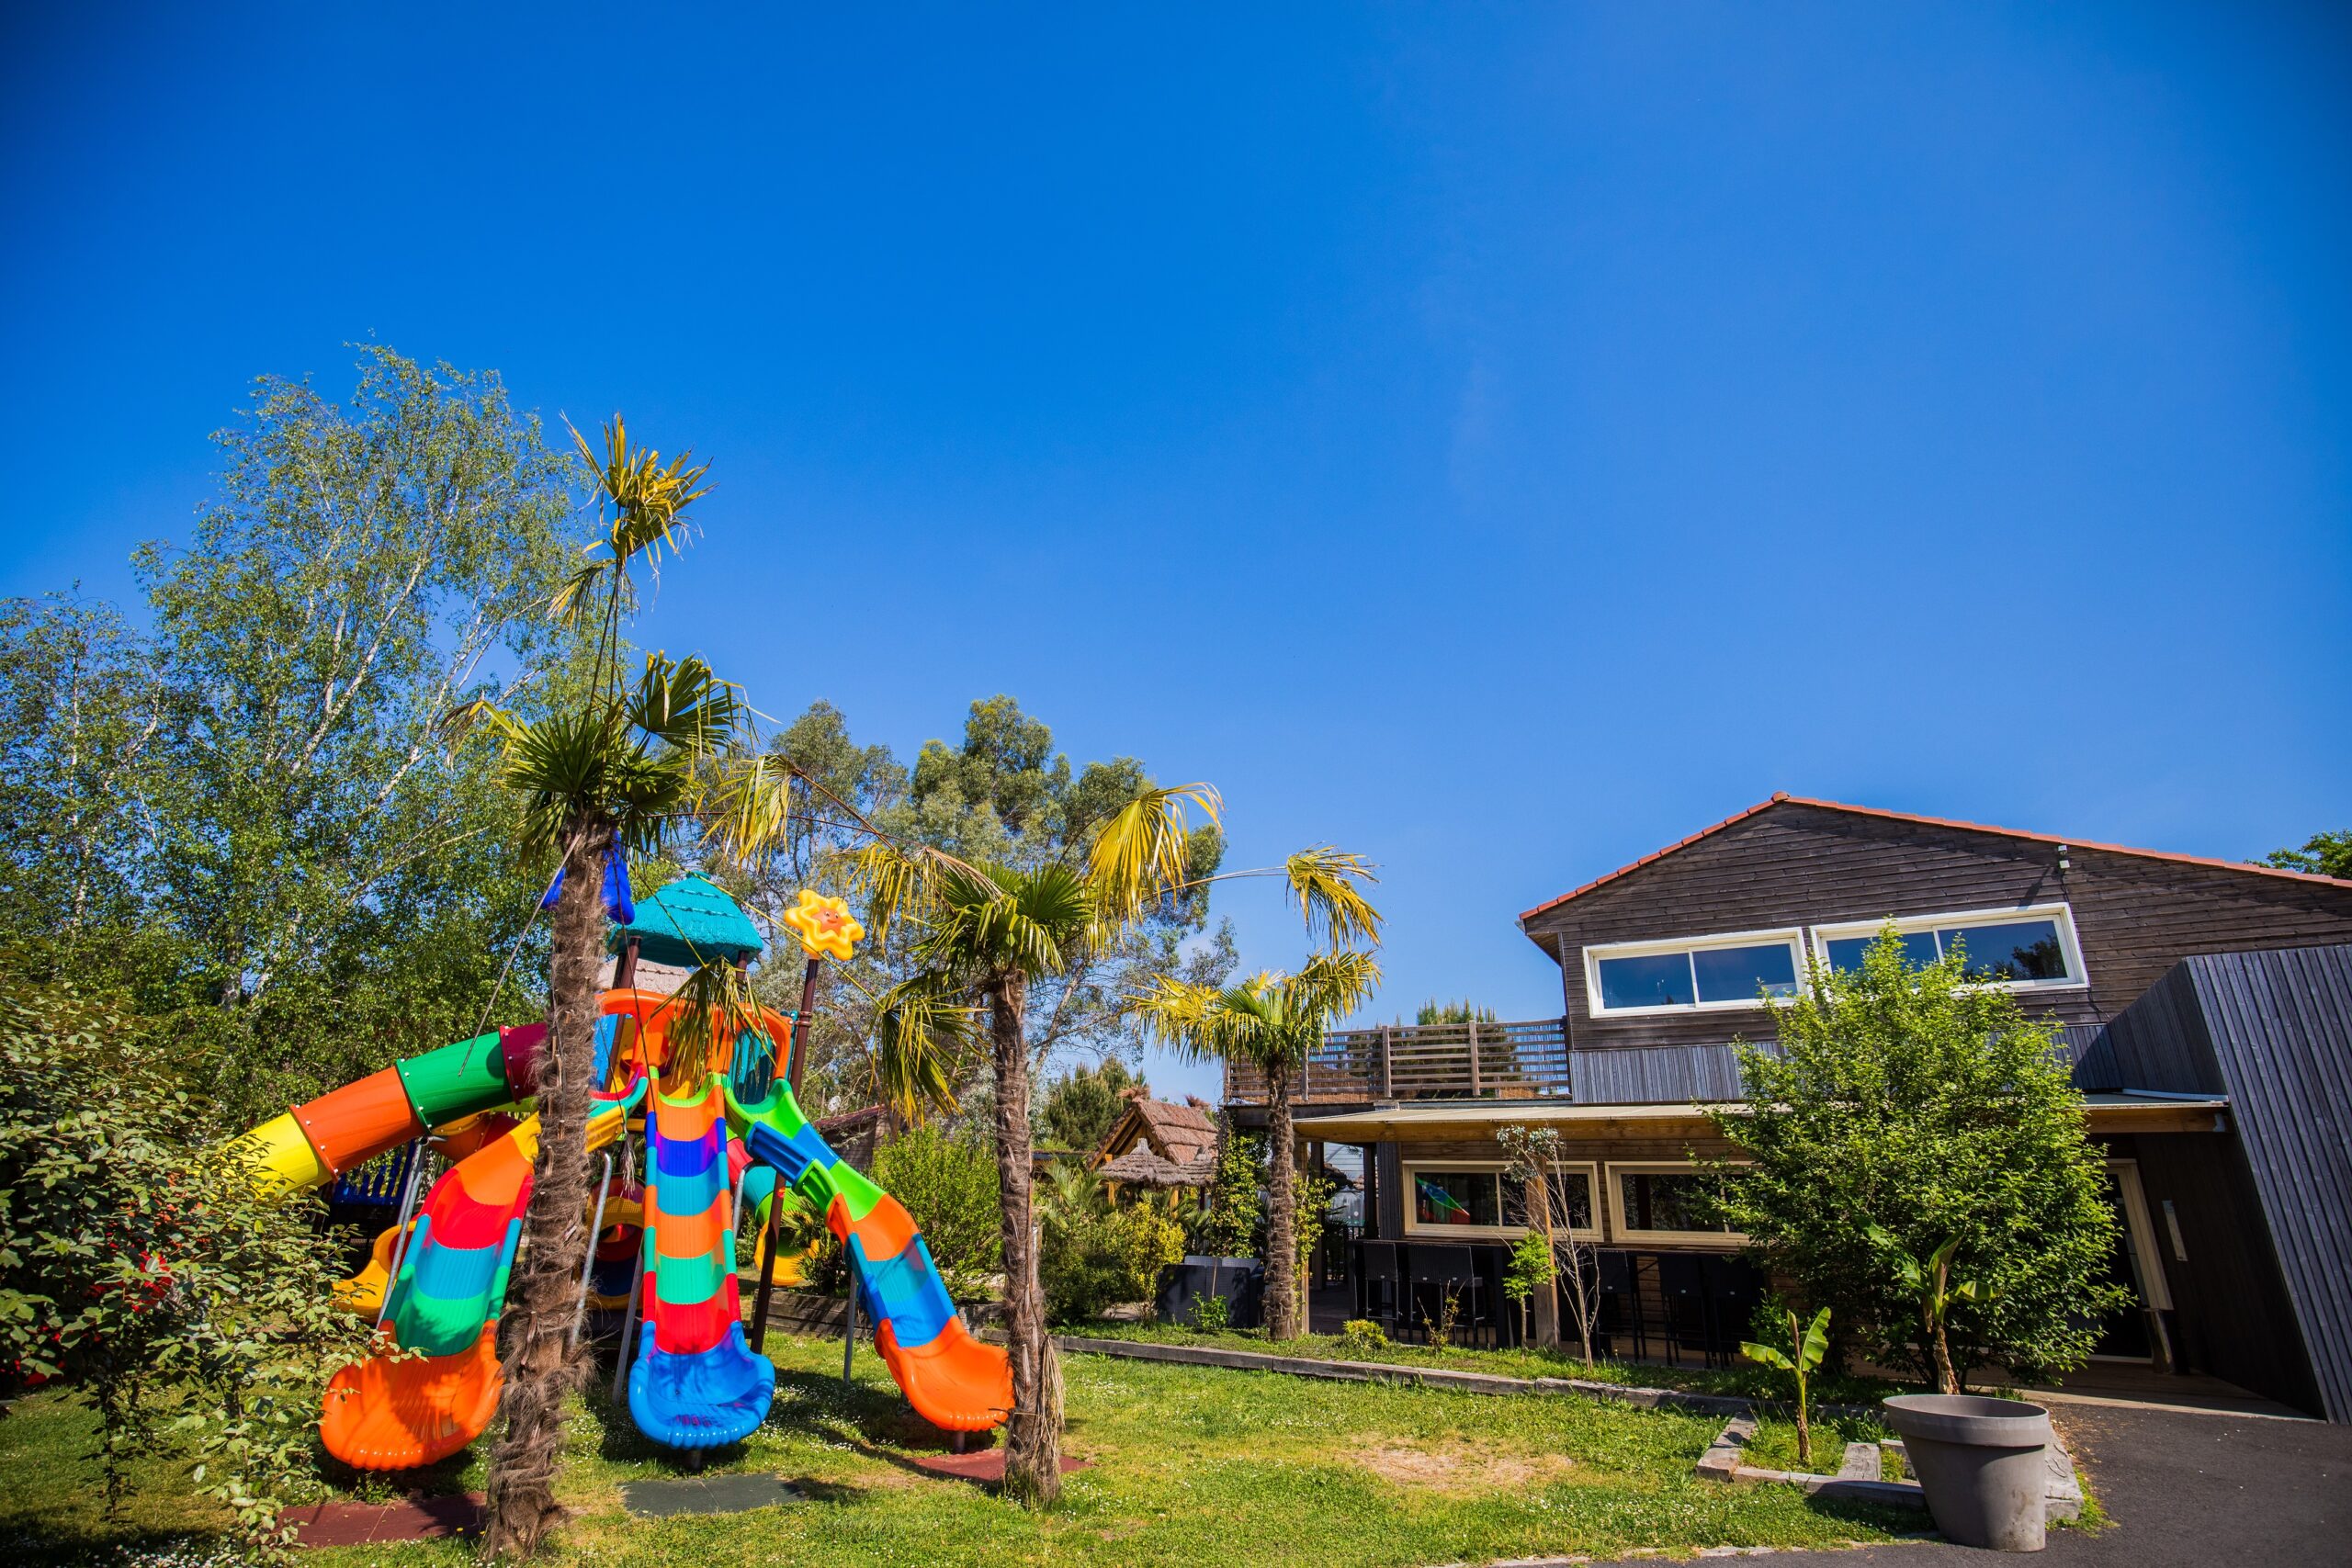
[1223,1018,1572,1104]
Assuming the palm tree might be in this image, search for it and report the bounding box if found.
[450,418,733,1560]
[853,785,1213,1507]
[1130,945,1380,1339]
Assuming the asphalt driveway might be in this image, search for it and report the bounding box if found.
[1596,1398,2349,1565]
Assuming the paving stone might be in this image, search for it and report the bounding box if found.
[619,1472,804,1517]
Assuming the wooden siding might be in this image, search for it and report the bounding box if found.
[2109,1129,2325,1417]
[1569,1044,1747,1104]
[2182,945,2352,1422]
[1521,801,2352,1051]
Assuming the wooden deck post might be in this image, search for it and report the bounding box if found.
[1379,1025,1394,1099]
[1467,1020,1483,1098]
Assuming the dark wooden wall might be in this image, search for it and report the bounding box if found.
[2091,945,2352,1420]
[2109,1129,2324,1416]
[1521,802,2352,1051]
[2185,946,2352,1421]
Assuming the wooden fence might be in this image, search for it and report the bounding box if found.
[1223,1018,1573,1104]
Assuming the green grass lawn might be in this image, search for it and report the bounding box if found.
[1062,1318,1904,1406]
[1,1334,1920,1567]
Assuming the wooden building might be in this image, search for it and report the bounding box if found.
[1091,1096,1218,1193]
[1225,795,2352,1418]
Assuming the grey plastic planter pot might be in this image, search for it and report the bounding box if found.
[1882,1393,2055,1551]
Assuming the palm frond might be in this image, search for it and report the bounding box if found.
[1284,846,1384,948]
[437,695,526,750]
[1127,970,1288,1067]
[697,750,796,871]
[1279,947,1384,1023]
[1089,783,1222,921]
[548,557,610,628]
[871,972,978,1120]
[626,652,741,757]
[844,840,956,946]
[572,414,713,572]
[664,958,763,1092]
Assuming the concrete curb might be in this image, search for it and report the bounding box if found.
[1048,1334,1762,1416]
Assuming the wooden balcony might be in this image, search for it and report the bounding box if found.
[1222,1018,1572,1105]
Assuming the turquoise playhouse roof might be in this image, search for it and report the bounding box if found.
[609,872,765,968]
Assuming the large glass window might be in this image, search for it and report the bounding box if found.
[1609,1163,1744,1242]
[1413,1169,1501,1230]
[1589,931,1803,1015]
[1818,907,2080,987]
[1404,1162,1600,1237]
[1502,1166,1596,1233]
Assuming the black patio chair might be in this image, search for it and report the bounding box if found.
[1655,1251,1713,1367]
[1702,1252,1768,1365]
[1554,1247,1603,1359]
[1407,1242,1486,1344]
[1356,1239,1403,1334]
[1470,1243,1515,1348]
[1591,1248,1645,1361]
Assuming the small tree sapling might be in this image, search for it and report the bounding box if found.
[1870,1226,1996,1395]
[1741,1305,1832,1467]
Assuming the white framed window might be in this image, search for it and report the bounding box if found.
[1604,1160,1748,1247]
[1582,928,1806,1018]
[1809,903,2086,992]
[1402,1159,1601,1241]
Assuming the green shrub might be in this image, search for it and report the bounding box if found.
[0,987,373,1557]
[1338,1318,1388,1356]
[1708,927,2127,1386]
[1039,1177,1185,1325]
[872,1124,1001,1296]
[1187,1292,1231,1333]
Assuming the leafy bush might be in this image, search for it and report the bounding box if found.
[1337,1318,1387,1356]
[1708,927,2127,1386]
[1037,1168,1184,1325]
[872,1124,1001,1296]
[1186,1292,1230,1332]
[1193,1122,1263,1256]
[0,987,373,1557]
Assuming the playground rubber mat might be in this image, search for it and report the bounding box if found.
[902,1450,1091,1484]
[288,1491,483,1546]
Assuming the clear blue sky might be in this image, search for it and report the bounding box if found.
[6,5,2347,1102]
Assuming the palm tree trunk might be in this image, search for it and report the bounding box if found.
[483,823,605,1559]
[989,970,1062,1507]
[1926,1301,1959,1395]
[1263,1059,1298,1340]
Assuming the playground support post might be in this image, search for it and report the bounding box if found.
[748,1179,786,1353]
[842,1255,860,1387]
[377,1143,430,1328]
[610,1263,643,1405]
[788,956,820,1100]
[571,1150,613,1346]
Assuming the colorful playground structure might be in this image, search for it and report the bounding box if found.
[226,873,1012,1471]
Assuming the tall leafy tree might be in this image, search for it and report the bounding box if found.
[1038,1057,1148,1154]
[451,418,738,1559]
[1705,928,2127,1388]
[712,695,1236,1117]
[0,349,587,1124]
[0,594,172,942]
[853,786,1216,1506]
[1129,864,1383,1341]
[2261,829,2352,881]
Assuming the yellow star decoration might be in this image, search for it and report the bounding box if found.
[781,888,865,962]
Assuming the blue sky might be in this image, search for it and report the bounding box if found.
[6,5,2347,1102]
